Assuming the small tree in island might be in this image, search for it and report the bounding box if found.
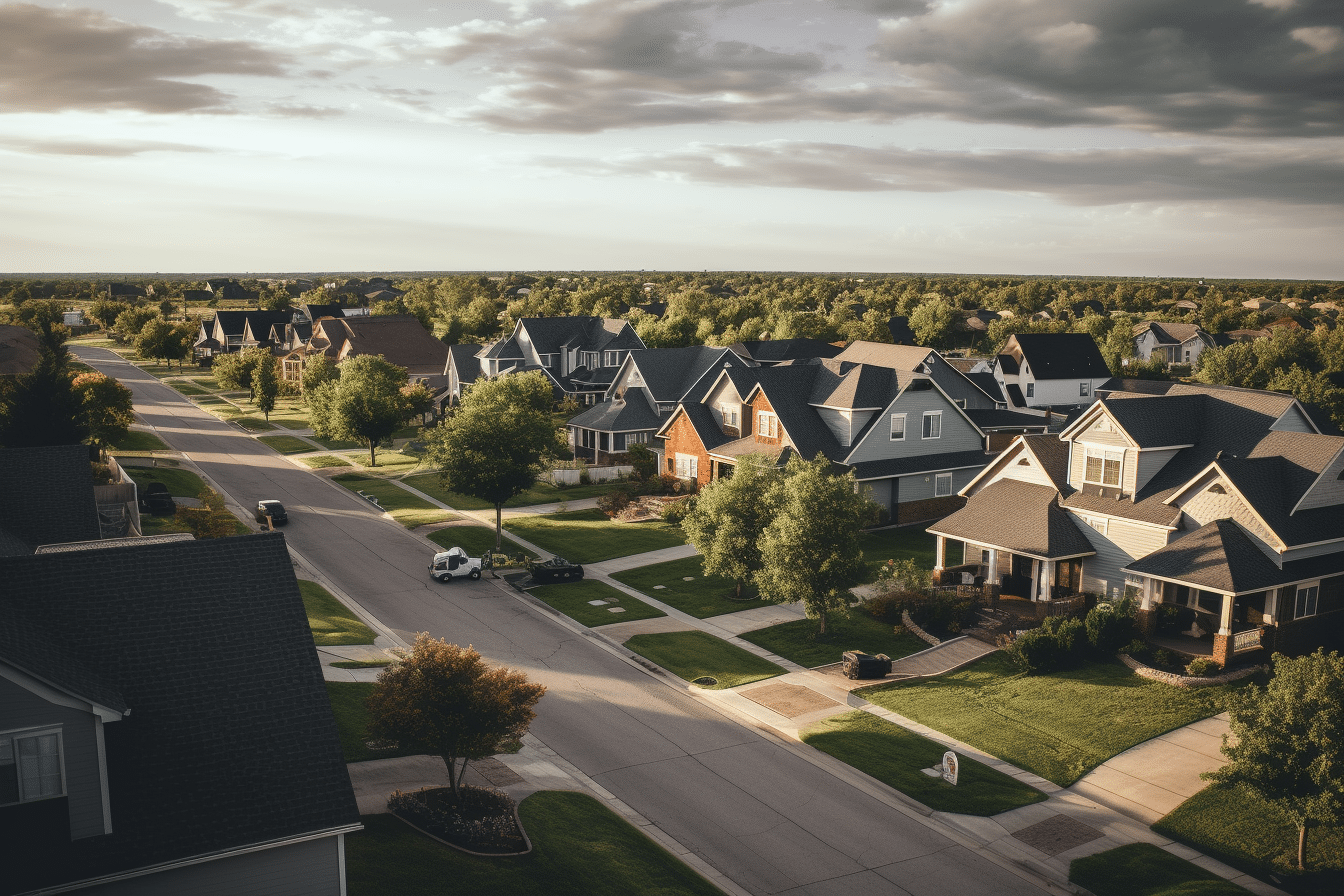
[423,372,567,552]
[308,354,411,466]
[681,454,781,598]
[1203,649,1344,871]
[367,634,546,800]
[72,372,134,456]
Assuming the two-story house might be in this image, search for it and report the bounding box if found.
[657,358,998,525]
[567,346,750,465]
[1132,321,1217,368]
[282,314,450,388]
[992,333,1113,411]
[191,310,292,362]
[927,382,1344,667]
[0,534,360,895]
[476,317,646,404]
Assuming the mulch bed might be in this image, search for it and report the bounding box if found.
[389,785,529,855]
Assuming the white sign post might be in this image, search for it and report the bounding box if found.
[941,751,959,786]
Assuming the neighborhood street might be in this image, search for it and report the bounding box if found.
[73,346,1052,896]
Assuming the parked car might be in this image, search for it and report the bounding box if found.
[527,556,585,584]
[138,482,176,516]
[428,547,483,582]
[254,500,288,527]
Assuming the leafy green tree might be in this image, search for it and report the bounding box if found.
[367,634,545,800]
[72,372,134,454]
[681,455,782,597]
[0,350,86,448]
[908,297,956,348]
[309,354,411,466]
[17,301,70,358]
[400,381,436,425]
[301,354,339,395]
[252,354,280,421]
[627,443,657,481]
[755,454,875,635]
[1204,650,1344,871]
[134,318,177,365]
[423,372,567,550]
[88,298,131,330]
[211,346,270,391]
[112,307,160,344]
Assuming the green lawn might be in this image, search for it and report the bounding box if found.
[403,474,627,510]
[800,711,1047,816]
[858,525,940,582]
[862,653,1243,786]
[259,434,317,454]
[1070,844,1252,896]
[192,395,227,405]
[124,466,208,497]
[740,614,928,669]
[1154,785,1344,894]
[360,450,423,471]
[108,430,169,452]
[332,474,457,529]
[611,556,765,618]
[624,631,783,689]
[429,525,537,560]
[346,792,723,896]
[301,579,375,646]
[326,682,420,763]
[254,397,311,429]
[310,435,362,450]
[301,454,352,468]
[530,580,665,628]
[170,382,207,396]
[235,417,277,432]
[504,509,685,564]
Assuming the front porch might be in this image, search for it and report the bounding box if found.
[932,534,1092,607]
[1127,575,1272,667]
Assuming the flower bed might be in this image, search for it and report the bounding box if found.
[388,785,529,855]
[1117,653,1264,689]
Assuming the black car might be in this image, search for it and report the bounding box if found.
[527,556,585,584]
[255,500,288,527]
[138,482,176,516]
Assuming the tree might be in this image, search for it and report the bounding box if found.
[112,307,160,344]
[1204,650,1344,871]
[176,489,240,539]
[367,634,545,800]
[88,299,131,330]
[17,301,70,358]
[908,296,957,348]
[252,354,280,421]
[400,381,436,426]
[301,354,338,395]
[754,454,875,635]
[309,354,411,466]
[0,350,86,448]
[627,443,657,481]
[211,346,270,392]
[682,455,782,597]
[73,372,134,454]
[134,318,177,365]
[423,372,567,550]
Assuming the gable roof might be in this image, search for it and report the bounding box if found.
[517,316,644,355]
[929,478,1095,560]
[568,391,663,432]
[446,342,483,383]
[210,310,292,340]
[0,445,101,556]
[833,341,933,371]
[626,346,741,402]
[0,324,41,376]
[730,339,842,365]
[1005,333,1111,379]
[321,315,449,372]
[302,303,346,322]
[1122,519,1287,594]
[0,534,358,893]
[1134,321,1211,346]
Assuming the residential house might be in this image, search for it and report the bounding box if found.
[283,314,449,388]
[927,382,1344,667]
[191,310,292,362]
[103,284,145,299]
[204,279,255,302]
[657,358,999,525]
[1132,321,1217,368]
[728,339,842,367]
[442,343,484,405]
[1241,297,1288,314]
[180,289,213,303]
[476,316,645,404]
[0,446,102,557]
[992,333,1112,411]
[568,346,750,465]
[0,533,360,895]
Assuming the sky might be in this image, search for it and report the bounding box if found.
[0,0,1341,277]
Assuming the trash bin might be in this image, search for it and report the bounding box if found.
[842,651,892,680]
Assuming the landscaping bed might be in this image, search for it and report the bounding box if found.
[800,711,1047,816]
[503,509,685,564]
[301,580,375,646]
[741,614,927,669]
[862,652,1243,786]
[624,631,783,689]
[611,556,764,618]
[529,580,665,627]
[389,786,526,855]
[1070,843,1252,896]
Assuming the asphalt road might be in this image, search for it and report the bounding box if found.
[76,346,1050,896]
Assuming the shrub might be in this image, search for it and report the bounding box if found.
[1152,647,1174,669]
[596,489,631,517]
[627,443,657,481]
[1086,600,1136,655]
[1185,656,1220,677]
[874,557,931,593]
[660,496,694,525]
[1008,615,1086,674]
[388,785,521,851]
[1119,638,1150,660]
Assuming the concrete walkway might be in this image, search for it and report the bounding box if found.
[887,636,997,678]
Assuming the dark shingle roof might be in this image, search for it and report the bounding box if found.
[0,534,359,893]
[1005,383,1026,406]
[0,445,101,555]
[328,315,450,372]
[964,409,1049,430]
[568,392,663,431]
[629,346,740,402]
[1019,434,1073,493]
[447,343,482,383]
[731,339,842,365]
[302,303,345,322]
[929,479,1096,559]
[965,371,1005,402]
[1122,519,1288,593]
[679,401,736,452]
[482,334,524,360]
[517,317,643,355]
[1136,321,1209,345]
[1010,333,1111,379]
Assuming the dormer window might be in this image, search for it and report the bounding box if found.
[720,406,738,428]
[758,411,778,438]
[1084,448,1122,487]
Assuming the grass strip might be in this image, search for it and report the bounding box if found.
[332,474,457,529]
[259,434,318,455]
[301,579,375,646]
[124,466,207,497]
[429,526,537,560]
[403,474,627,510]
[611,556,764,618]
[1069,843,1252,896]
[801,711,1047,815]
[504,509,685,564]
[170,383,207,396]
[625,631,783,689]
[326,682,420,763]
[1153,785,1344,894]
[345,792,723,896]
[108,430,169,452]
[862,653,1244,786]
[235,417,277,432]
[740,613,928,669]
[530,580,665,628]
[302,454,352,468]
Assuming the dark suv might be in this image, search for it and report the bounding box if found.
[138,482,176,516]
[255,500,288,527]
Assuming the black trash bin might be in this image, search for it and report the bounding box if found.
[842,651,893,680]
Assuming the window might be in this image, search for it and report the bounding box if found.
[626,431,649,445]
[934,473,953,497]
[890,414,906,441]
[720,406,738,428]
[1080,382,1090,397]
[1026,382,1034,398]
[1296,583,1319,619]
[757,411,778,438]
[604,351,620,367]
[922,411,942,439]
[538,353,557,368]
[1084,449,1123,487]
[0,729,63,806]
[675,453,698,480]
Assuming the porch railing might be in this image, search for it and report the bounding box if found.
[1042,594,1087,618]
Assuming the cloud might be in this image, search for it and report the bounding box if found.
[265,102,345,118]
[0,136,215,156]
[0,3,290,113]
[536,140,1344,207]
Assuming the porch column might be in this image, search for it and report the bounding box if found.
[1029,559,1042,603]
[1041,560,1055,602]
[1140,577,1155,611]
[1263,589,1277,625]
[934,536,946,571]
[1213,592,1236,667]
[987,549,999,589]
[1218,592,1234,636]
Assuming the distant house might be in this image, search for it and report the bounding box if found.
[442,343,484,406]
[728,339,841,367]
[192,310,292,362]
[568,346,749,465]
[204,279,254,302]
[0,534,360,895]
[103,284,145,299]
[284,314,449,387]
[992,333,1112,411]
[180,289,213,304]
[1173,299,1200,313]
[476,316,646,404]
[1132,321,1216,368]
[1241,297,1288,315]
[1070,299,1106,318]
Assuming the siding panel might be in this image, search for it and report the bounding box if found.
[847,388,982,463]
[86,835,344,896]
[1294,447,1344,513]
